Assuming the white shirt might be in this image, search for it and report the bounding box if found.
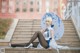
[43,26,54,40]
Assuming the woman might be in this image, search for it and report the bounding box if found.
[25,17,55,49]
[11,17,56,49]
[11,13,69,53]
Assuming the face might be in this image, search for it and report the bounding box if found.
[45,17,52,26]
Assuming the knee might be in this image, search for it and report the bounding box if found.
[44,45,49,49]
[35,31,42,34]
[35,31,42,37]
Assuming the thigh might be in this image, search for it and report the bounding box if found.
[38,31,48,48]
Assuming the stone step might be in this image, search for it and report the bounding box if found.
[17,21,73,25]
[12,37,79,42]
[12,34,77,39]
[10,42,80,47]
[19,19,71,21]
[17,22,73,25]
[14,25,31,29]
[18,20,33,23]
[5,47,80,53]
[12,34,78,38]
[11,40,80,46]
[64,28,75,30]
[15,27,75,30]
[11,39,80,44]
[13,32,77,36]
[13,31,77,35]
[11,38,80,42]
[32,21,72,23]
[14,29,76,32]
[15,27,75,31]
[17,23,74,26]
[16,26,75,29]
[58,38,80,42]
[11,40,79,44]
[0,42,9,46]
[15,28,75,31]
[19,19,72,22]
[16,25,74,28]
[13,35,78,38]
[59,40,80,43]
[19,19,33,21]
[18,22,33,24]
[14,29,75,32]
[16,26,74,28]
[15,30,76,34]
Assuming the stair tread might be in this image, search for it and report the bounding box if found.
[12,35,78,38]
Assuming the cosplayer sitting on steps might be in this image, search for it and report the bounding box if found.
[11,16,69,53]
[10,13,70,53]
[11,17,58,49]
[25,17,55,49]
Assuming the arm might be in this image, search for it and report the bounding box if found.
[40,28,48,33]
[40,29,45,34]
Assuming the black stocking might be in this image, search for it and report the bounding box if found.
[11,31,48,49]
[27,31,48,48]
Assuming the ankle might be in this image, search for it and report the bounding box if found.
[25,43,30,46]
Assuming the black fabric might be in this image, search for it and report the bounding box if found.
[46,38,52,48]
[11,31,49,49]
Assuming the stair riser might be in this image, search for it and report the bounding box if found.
[14,29,76,32]
[16,26,74,28]
[5,48,80,53]
[16,27,75,30]
[0,42,9,46]
[17,24,74,26]
[12,37,79,42]
[13,31,77,35]
[18,22,73,25]
[13,34,78,38]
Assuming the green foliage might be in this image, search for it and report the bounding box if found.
[0,18,12,39]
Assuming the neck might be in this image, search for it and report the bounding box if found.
[46,25,51,28]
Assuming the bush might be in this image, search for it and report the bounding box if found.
[0,18,12,39]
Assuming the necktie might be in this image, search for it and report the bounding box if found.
[46,28,49,37]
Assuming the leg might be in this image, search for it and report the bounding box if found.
[27,31,48,49]
[11,31,48,48]
[11,31,39,47]
[11,43,27,47]
[37,31,49,49]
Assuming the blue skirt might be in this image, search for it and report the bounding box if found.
[46,38,52,48]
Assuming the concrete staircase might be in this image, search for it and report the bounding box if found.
[5,19,80,53]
